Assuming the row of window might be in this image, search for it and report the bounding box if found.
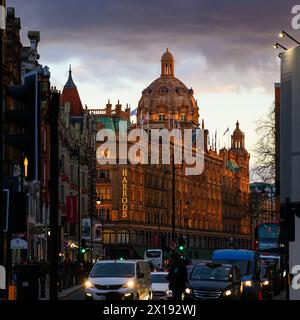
[60,154,88,188]
[101,230,252,249]
[158,113,187,122]
[60,185,88,214]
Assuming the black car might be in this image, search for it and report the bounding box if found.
[184,262,242,300]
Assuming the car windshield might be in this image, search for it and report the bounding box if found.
[191,265,232,282]
[151,274,168,283]
[90,263,135,278]
[146,251,161,258]
[261,266,268,278]
[216,260,250,276]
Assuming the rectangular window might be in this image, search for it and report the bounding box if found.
[70,165,74,182]
[159,114,165,121]
[181,114,187,121]
[60,185,65,204]
[82,172,85,188]
[82,197,85,213]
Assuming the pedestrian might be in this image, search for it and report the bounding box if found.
[39,259,49,298]
[58,261,64,292]
[167,253,188,300]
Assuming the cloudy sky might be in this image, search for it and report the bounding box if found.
[8,0,300,167]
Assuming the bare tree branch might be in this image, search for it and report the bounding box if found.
[252,104,275,184]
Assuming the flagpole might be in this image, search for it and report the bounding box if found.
[228,129,230,150]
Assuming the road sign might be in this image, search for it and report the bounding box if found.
[169,241,176,250]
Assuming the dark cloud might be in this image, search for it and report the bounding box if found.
[7,0,299,94]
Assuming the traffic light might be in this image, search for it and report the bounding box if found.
[81,238,87,254]
[178,236,185,251]
[5,72,41,181]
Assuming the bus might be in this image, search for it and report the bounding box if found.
[144,249,163,269]
[254,222,280,252]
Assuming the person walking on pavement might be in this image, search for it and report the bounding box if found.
[167,253,188,300]
[39,259,49,298]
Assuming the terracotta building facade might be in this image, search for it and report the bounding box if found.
[89,50,252,259]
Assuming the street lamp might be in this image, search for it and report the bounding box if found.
[96,195,104,258]
[273,43,288,51]
[278,30,300,45]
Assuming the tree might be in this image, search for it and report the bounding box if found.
[252,105,276,184]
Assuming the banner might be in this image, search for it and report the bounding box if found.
[66,196,78,223]
[94,224,102,241]
[82,218,91,240]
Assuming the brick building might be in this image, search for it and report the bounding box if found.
[90,49,252,259]
[59,67,97,261]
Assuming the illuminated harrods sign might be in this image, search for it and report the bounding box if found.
[121,169,128,218]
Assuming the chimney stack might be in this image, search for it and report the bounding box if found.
[28,31,40,52]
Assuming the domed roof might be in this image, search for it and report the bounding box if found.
[161,48,174,62]
[139,76,197,113]
[138,50,199,126]
[233,121,244,136]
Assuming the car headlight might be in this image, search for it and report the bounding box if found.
[244,280,252,287]
[166,290,172,295]
[123,280,135,289]
[85,280,94,288]
[185,288,192,294]
[263,280,269,286]
[224,289,232,296]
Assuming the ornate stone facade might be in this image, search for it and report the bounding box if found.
[90,50,252,259]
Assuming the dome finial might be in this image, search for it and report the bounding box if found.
[236,120,239,128]
[161,48,174,77]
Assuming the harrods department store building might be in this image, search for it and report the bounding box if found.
[88,50,252,259]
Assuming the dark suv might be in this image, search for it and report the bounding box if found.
[184,262,242,300]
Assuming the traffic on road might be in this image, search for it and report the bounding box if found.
[70,248,286,301]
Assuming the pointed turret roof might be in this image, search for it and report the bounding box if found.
[61,65,84,116]
[64,65,77,88]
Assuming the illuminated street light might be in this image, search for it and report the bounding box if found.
[278,30,300,45]
[273,43,288,51]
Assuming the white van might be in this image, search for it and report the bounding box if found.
[85,260,152,300]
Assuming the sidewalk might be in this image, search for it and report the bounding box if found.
[273,291,286,300]
[58,284,83,299]
[39,276,83,300]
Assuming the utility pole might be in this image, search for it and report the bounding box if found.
[89,162,94,263]
[0,0,5,270]
[49,90,60,300]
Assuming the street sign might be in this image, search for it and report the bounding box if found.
[0,265,5,290]
[10,238,28,250]
[169,241,176,250]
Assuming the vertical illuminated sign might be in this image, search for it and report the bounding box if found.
[121,169,128,218]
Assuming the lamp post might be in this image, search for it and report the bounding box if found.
[279,30,300,45]
[96,195,104,258]
[273,43,288,51]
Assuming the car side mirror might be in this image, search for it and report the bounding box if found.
[137,272,144,279]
